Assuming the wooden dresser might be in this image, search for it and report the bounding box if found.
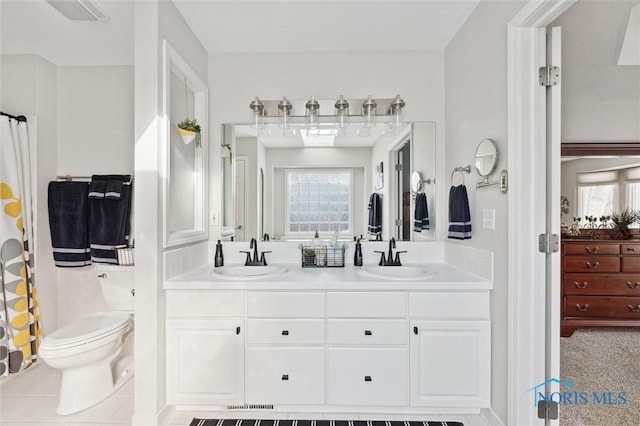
[562,239,640,336]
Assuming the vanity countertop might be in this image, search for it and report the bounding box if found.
[164,262,492,291]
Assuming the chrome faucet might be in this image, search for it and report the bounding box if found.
[374,237,407,266]
[240,237,271,266]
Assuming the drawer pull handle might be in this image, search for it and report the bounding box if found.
[364,330,372,336]
[585,247,599,254]
[576,304,589,312]
[236,326,241,335]
[413,326,418,335]
[364,376,372,382]
[281,330,289,336]
[627,282,640,289]
[628,305,640,313]
[585,261,600,269]
[282,374,289,381]
[627,247,637,252]
[574,281,588,289]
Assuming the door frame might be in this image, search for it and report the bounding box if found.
[507,1,576,424]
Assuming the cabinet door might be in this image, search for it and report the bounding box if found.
[410,321,490,408]
[166,319,244,405]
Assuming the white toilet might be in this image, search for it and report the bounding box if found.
[40,265,135,415]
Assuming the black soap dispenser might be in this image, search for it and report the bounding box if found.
[354,236,363,266]
[214,240,224,267]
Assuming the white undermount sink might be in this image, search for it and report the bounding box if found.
[212,265,288,280]
[358,265,435,281]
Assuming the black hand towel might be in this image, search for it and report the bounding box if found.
[47,181,91,267]
[448,184,472,239]
[367,192,382,235]
[88,175,132,264]
[414,192,430,232]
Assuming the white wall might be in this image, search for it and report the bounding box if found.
[208,52,446,250]
[552,0,640,142]
[445,1,527,422]
[236,137,258,239]
[0,54,58,334]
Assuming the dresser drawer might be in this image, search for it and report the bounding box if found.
[246,347,325,405]
[247,319,324,345]
[247,292,325,318]
[621,244,640,255]
[565,296,640,319]
[166,291,244,318]
[564,243,619,255]
[564,274,640,296]
[327,292,406,318]
[328,319,406,346]
[563,256,619,273]
[622,257,640,272]
[408,292,490,319]
[327,347,407,406]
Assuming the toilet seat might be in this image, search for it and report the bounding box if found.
[42,312,131,350]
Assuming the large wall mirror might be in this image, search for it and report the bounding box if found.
[221,121,436,242]
[162,40,209,248]
[561,142,640,229]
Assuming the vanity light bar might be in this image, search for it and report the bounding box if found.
[250,97,405,118]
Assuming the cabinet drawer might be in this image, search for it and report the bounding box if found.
[328,319,406,346]
[246,347,324,405]
[327,292,406,318]
[166,291,244,318]
[408,292,490,319]
[622,257,640,272]
[247,292,325,318]
[327,348,407,406]
[621,244,640,255]
[247,319,325,345]
[565,296,640,319]
[563,256,619,273]
[564,274,640,296]
[564,243,619,255]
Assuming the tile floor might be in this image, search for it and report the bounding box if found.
[0,364,488,426]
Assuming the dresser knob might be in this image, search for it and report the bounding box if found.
[585,246,599,254]
[626,282,640,289]
[576,304,589,312]
[628,305,640,313]
[585,261,600,269]
[574,281,588,289]
[627,247,636,252]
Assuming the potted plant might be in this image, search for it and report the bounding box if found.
[610,209,637,239]
[177,117,201,147]
[302,248,316,267]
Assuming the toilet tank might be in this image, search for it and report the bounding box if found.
[97,265,135,312]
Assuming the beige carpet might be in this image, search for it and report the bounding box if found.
[560,328,640,426]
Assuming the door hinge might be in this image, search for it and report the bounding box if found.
[539,65,560,86]
[538,233,560,253]
[537,400,559,420]
[395,219,403,226]
[395,163,403,172]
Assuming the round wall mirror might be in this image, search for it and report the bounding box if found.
[410,170,423,193]
[474,138,498,177]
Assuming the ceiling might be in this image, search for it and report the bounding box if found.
[0,0,480,66]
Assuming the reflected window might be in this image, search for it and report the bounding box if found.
[286,169,352,235]
[577,184,617,218]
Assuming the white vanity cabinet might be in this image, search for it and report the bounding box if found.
[326,292,408,406]
[245,292,326,405]
[166,291,245,406]
[408,292,491,408]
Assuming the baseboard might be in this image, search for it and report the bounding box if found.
[132,404,173,426]
[481,408,505,426]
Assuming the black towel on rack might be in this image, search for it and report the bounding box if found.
[414,193,430,232]
[47,181,91,267]
[367,192,382,235]
[88,175,132,264]
[448,184,472,239]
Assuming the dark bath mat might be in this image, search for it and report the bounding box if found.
[190,420,464,426]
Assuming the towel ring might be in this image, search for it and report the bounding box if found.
[451,165,471,186]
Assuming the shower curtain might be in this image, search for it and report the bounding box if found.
[0,115,41,376]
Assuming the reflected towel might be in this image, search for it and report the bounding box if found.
[367,192,382,235]
[47,181,91,267]
[448,185,471,239]
[414,193,430,232]
[88,175,132,264]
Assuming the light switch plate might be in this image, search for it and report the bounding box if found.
[481,209,495,230]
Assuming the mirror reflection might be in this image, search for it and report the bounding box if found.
[222,122,436,242]
[474,138,498,177]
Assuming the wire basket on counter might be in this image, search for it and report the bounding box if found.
[299,244,346,268]
[116,246,134,266]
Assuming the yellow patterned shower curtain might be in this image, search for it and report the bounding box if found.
[0,115,41,376]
